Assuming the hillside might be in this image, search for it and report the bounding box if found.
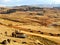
[0,6,60,45]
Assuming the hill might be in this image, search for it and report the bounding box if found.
[0,5,60,45]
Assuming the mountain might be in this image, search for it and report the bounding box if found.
[0,4,60,14]
[30,4,60,8]
[11,4,60,9]
[0,4,60,8]
[0,5,43,14]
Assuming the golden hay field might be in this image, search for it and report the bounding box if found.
[0,7,60,45]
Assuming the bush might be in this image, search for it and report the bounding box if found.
[36,13,43,16]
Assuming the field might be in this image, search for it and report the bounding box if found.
[0,7,60,45]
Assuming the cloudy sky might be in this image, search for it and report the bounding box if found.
[0,0,60,6]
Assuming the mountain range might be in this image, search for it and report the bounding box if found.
[0,4,60,8]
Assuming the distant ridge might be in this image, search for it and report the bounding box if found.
[0,4,60,8]
[30,4,60,8]
[0,4,60,14]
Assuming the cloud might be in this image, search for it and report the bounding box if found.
[0,4,6,7]
[53,0,60,4]
[1,0,60,4]
[0,0,60,6]
[3,0,11,2]
[2,0,23,3]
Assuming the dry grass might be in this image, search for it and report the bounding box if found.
[0,8,60,45]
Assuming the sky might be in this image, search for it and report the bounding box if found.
[0,0,60,6]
